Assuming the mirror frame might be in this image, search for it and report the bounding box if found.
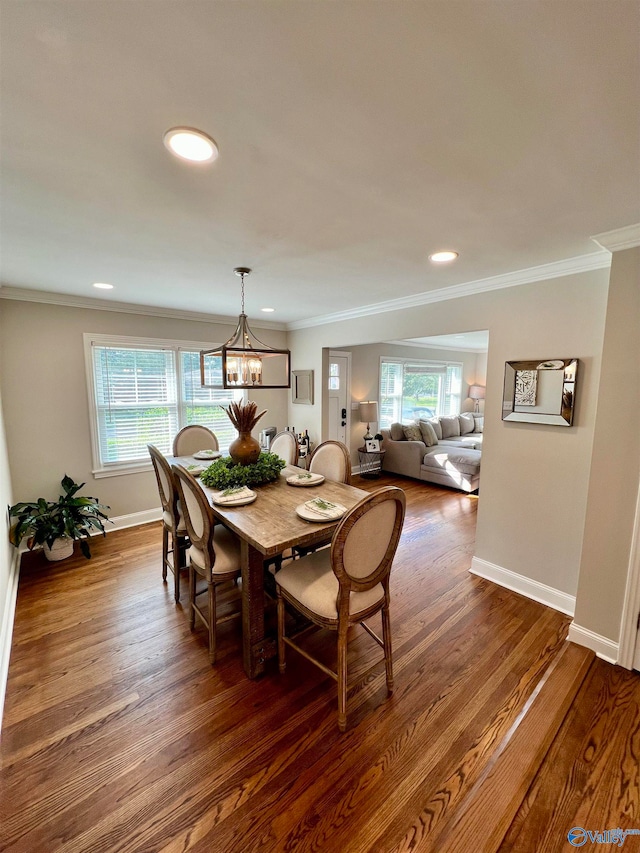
[292,369,314,405]
[502,358,578,426]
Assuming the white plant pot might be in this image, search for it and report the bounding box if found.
[43,537,74,562]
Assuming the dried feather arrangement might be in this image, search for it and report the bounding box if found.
[220,400,267,433]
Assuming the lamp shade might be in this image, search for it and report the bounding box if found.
[468,385,485,400]
[358,401,379,424]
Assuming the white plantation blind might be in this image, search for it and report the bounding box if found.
[88,338,243,472]
[379,357,463,428]
[94,346,178,463]
[179,351,242,452]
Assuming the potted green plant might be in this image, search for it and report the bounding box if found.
[8,475,111,560]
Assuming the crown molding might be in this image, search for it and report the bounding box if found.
[591,223,640,252]
[0,286,287,331]
[384,339,487,353]
[287,250,611,331]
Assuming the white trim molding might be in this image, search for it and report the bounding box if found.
[288,250,611,331]
[617,478,640,670]
[108,508,162,531]
[567,623,619,664]
[591,223,640,253]
[470,557,576,616]
[0,546,21,730]
[0,287,286,332]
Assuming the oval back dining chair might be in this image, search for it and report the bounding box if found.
[172,464,242,664]
[276,485,406,731]
[308,440,351,484]
[270,431,299,466]
[172,424,219,457]
[148,444,188,602]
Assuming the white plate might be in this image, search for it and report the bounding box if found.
[211,488,256,507]
[193,450,222,460]
[286,472,325,487]
[295,498,347,522]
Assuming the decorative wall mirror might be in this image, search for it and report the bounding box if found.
[502,358,578,426]
[292,370,314,405]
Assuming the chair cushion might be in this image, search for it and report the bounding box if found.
[275,550,384,621]
[188,525,241,575]
[163,509,187,535]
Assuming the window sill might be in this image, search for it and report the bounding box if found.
[92,462,153,479]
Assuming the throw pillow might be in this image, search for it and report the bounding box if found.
[418,420,439,446]
[427,416,443,440]
[390,422,405,441]
[459,412,475,435]
[403,424,423,442]
[474,417,484,433]
[440,415,461,438]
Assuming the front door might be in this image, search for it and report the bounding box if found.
[328,352,349,444]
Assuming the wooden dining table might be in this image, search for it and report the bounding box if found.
[169,458,369,678]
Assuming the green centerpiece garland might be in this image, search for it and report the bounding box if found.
[200,452,285,490]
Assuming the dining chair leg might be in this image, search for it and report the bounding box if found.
[382,602,394,695]
[277,588,286,673]
[189,564,196,630]
[161,525,169,582]
[208,580,217,664]
[173,534,186,603]
[337,623,349,733]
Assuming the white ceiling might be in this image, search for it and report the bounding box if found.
[1,1,638,326]
[391,331,490,352]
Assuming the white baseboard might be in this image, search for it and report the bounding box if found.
[0,546,21,732]
[108,508,162,531]
[567,623,619,664]
[470,557,576,616]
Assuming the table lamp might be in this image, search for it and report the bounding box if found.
[358,400,379,441]
[468,385,485,412]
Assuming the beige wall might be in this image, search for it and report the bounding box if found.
[288,269,609,600]
[341,341,486,466]
[0,374,15,653]
[0,300,289,518]
[574,247,640,640]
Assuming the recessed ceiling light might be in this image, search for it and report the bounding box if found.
[163,127,219,163]
[261,307,275,313]
[429,251,459,263]
[93,282,114,290]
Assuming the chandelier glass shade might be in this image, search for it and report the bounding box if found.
[200,268,291,390]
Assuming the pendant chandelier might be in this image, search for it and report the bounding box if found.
[200,267,291,389]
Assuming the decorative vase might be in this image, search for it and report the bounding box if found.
[43,536,74,561]
[228,431,261,466]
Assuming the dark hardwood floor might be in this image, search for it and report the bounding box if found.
[1,474,639,852]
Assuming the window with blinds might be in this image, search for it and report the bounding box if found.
[87,337,243,473]
[379,358,462,428]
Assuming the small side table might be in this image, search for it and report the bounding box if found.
[358,447,386,479]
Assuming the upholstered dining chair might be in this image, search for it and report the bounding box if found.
[172,424,219,457]
[172,464,242,664]
[270,431,299,466]
[148,444,189,602]
[308,440,351,484]
[276,486,406,732]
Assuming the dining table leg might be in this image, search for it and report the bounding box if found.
[241,540,276,678]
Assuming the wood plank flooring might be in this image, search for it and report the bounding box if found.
[1,474,638,852]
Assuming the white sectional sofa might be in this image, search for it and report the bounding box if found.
[380,412,483,492]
